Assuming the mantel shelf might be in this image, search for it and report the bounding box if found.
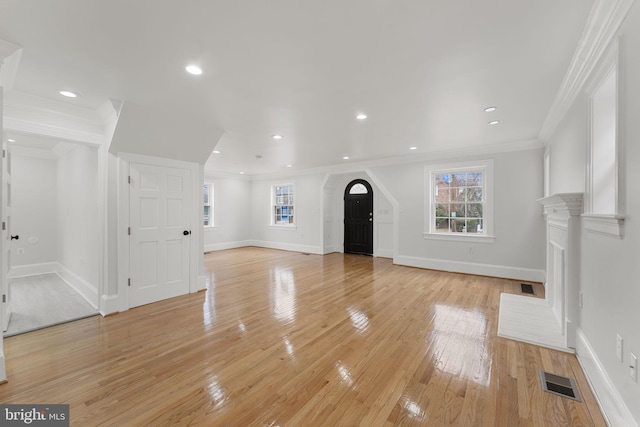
[537,193,583,216]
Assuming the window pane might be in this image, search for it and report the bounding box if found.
[435,203,450,217]
[452,173,467,186]
[203,184,210,204]
[467,171,483,186]
[435,218,450,231]
[467,203,483,218]
[466,187,483,202]
[453,219,466,232]
[349,183,368,194]
[451,187,465,202]
[204,206,210,226]
[466,219,483,233]
[451,204,466,218]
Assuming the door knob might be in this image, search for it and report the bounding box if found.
[183,230,191,236]
[10,235,18,240]
[369,218,373,222]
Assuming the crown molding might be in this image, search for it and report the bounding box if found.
[539,0,635,143]
[4,90,106,145]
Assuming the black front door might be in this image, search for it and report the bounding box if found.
[344,179,373,255]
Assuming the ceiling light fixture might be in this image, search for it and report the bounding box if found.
[212,150,221,154]
[484,106,497,112]
[185,65,203,75]
[240,171,245,175]
[409,146,417,150]
[272,135,283,140]
[356,113,367,120]
[286,164,292,168]
[488,120,500,125]
[343,156,350,160]
[59,90,77,98]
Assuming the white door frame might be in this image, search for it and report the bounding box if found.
[117,152,201,312]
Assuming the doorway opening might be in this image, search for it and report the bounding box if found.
[4,136,100,336]
[344,179,373,255]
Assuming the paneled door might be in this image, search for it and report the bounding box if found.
[129,163,191,308]
[344,179,374,255]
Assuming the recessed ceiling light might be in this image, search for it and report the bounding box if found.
[409,146,417,150]
[488,120,500,125]
[8,139,15,142]
[286,164,292,168]
[185,65,203,75]
[240,171,245,175]
[343,156,350,160]
[272,135,283,140]
[356,113,367,120]
[59,90,77,98]
[212,150,221,154]
[484,106,497,112]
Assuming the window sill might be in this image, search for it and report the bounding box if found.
[582,214,624,239]
[423,232,496,243]
[268,225,297,231]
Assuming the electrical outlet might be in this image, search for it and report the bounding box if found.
[616,334,623,361]
[468,246,473,253]
[631,353,638,382]
[16,248,24,255]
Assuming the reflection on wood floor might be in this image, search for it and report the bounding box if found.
[0,247,605,426]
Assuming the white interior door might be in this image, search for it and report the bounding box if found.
[1,141,11,331]
[129,162,191,308]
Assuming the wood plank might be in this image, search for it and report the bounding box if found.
[0,247,606,426]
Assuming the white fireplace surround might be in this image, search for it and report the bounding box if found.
[498,193,583,353]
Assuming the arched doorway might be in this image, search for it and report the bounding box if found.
[344,179,373,255]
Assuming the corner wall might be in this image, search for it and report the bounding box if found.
[546,3,640,424]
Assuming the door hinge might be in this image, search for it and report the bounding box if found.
[2,294,5,303]
[128,175,131,184]
[128,227,131,235]
[1,221,5,231]
[128,278,131,287]
[2,149,5,159]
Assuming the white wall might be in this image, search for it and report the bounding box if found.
[370,148,546,280]
[57,144,100,299]
[547,3,640,424]
[322,171,394,257]
[10,155,58,266]
[249,173,325,254]
[203,175,253,251]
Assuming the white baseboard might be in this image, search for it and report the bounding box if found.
[99,294,120,316]
[196,275,206,292]
[55,263,99,310]
[394,255,545,282]
[9,262,57,278]
[376,249,394,259]
[249,240,323,255]
[204,240,253,252]
[576,329,638,427]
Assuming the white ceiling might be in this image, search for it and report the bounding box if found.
[0,0,592,175]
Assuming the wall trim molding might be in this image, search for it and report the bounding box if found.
[576,329,638,427]
[9,262,58,278]
[539,0,636,143]
[100,294,119,316]
[204,240,254,252]
[250,240,323,255]
[394,255,545,282]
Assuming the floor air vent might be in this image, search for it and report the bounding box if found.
[540,371,581,401]
[521,283,535,294]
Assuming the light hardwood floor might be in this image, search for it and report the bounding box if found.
[0,248,605,426]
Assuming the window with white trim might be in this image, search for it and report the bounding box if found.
[272,184,295,226]
[583,38,624,238]
[203,183,213,227]
[425,160,494,241]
